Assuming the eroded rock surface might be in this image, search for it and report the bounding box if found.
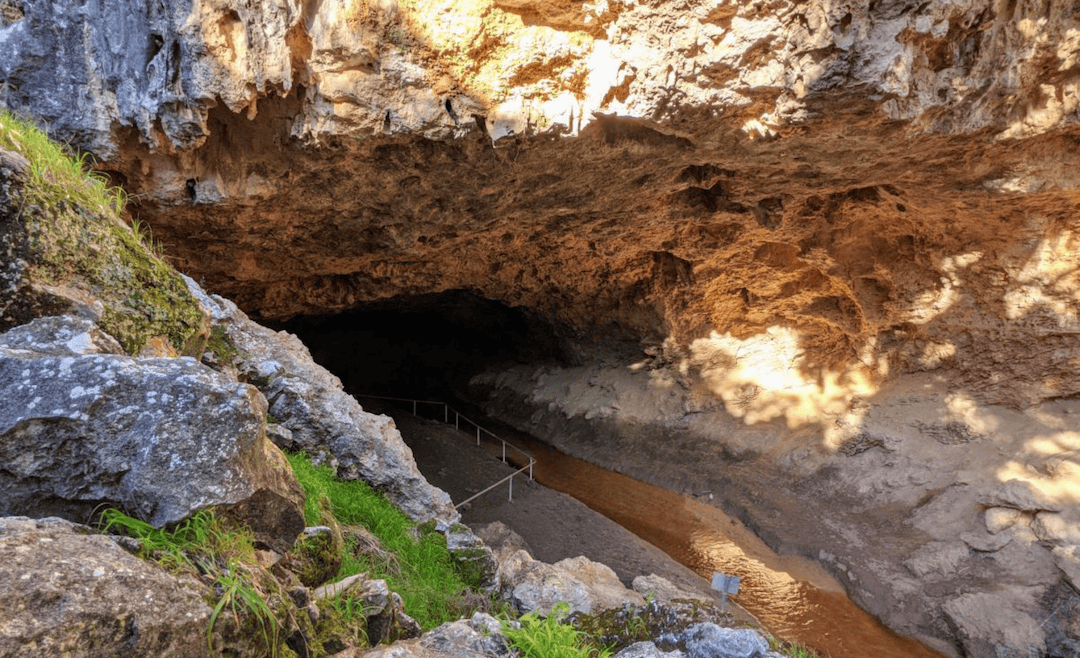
[5,0,1080,153]
[4,1,1080,415]
[472,363,1080,658]
[0,314,305,551]
[0,516,215,657]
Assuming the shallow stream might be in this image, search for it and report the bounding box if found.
[444,407,947,658]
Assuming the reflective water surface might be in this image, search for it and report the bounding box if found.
[488,427,946,658]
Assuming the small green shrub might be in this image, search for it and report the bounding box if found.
[502,603,613,658]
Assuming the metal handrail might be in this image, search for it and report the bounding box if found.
[455,463,535,509]
[355,394,535,508]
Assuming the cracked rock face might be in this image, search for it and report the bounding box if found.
[0,315,306,551]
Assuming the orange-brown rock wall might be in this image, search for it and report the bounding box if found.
[4,0,1080,408]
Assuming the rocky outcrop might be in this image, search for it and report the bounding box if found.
[185,277,459,527]
[499,550,647,615]
[359,602,787,658]
[6,1,1080,656]
[0,516,261,657]
[359,612,787,658]
[4,0,1078,157]
[0,144,206,355]
[481,521,646,615]
[0,314,306,551]
[3,2,1079,408]
[6,0,1080,414]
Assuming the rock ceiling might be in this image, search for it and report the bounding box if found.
[3,0,1080,412]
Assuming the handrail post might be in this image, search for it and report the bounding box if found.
[476,426,480,445]
[502,441,506,463]
[529,460,533,480]
[444,405,448,423]
[412,400,417,416]
[509,473,513,502]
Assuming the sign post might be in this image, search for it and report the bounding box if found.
[711,572,741,611]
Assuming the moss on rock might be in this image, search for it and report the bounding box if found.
[0,111,207,353]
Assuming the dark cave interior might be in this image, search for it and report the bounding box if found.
[272,289,574,399]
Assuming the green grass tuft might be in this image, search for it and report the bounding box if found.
[99,508,290,656]
[0,109,207,354]
[209,558,282,657]
[0,110,126,216]
[502,603,613,658]
[99,507,253,568]
[287,452,475,630]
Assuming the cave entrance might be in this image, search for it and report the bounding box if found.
[273,289,573,400]
[272,290,947,658]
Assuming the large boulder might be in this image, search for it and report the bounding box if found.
[677,624,778,658]
[185,277,458,527]
[477,520,647,615]
[0,315,305,551]
[0,516,230,657]
[498,549,646,616]
[359,613,509,658]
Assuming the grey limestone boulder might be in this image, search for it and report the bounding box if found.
[0,314,124,356]
[0,516,216,657]
[184,276,458,526]
[615,642,686,658]
[0,315,305,551]
[418,613,509,657]
[678,624,776,658]
[498,549,646,615]
[361,613,510,658]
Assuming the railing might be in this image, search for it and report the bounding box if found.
[355,394,535,509]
